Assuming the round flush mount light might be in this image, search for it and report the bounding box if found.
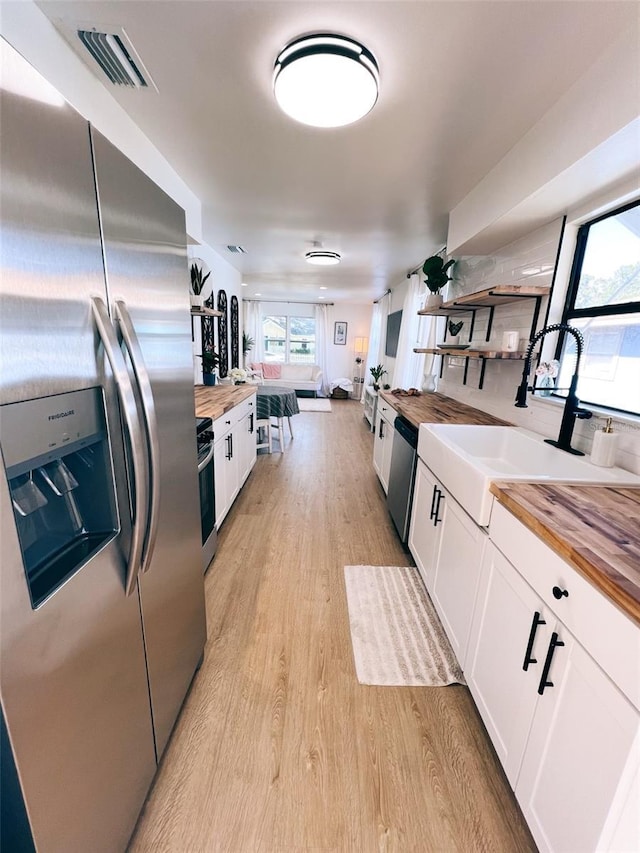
[305,250,341,265]
[273,33,379,128]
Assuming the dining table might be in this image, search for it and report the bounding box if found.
[255,385,300,452]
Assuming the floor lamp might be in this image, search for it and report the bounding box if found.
[353,337,368,400]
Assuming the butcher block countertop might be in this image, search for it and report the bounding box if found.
[194,384,256,420]
[490,483,640,624]
[378,390,511,429]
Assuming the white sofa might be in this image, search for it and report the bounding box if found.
[250,362,323,396]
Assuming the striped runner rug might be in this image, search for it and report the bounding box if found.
[344,565,465,687]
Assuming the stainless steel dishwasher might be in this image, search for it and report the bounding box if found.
[387,416,419,544]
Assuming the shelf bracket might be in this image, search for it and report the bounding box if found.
[485,306,495,342]
[478,357,487,390]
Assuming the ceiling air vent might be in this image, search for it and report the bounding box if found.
[77,28,153,89]
[227,245,246,254]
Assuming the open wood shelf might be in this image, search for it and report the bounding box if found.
[417,284,550,316]
[417,283,550,348]
[413,347,533,390]
[191,306,223,317]
[413,348,527,359]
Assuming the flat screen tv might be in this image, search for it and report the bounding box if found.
[385,310,402,358]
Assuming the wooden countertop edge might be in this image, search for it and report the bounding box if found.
[194,384,256,420]
[378,389,512,429]
[490,484,640,625]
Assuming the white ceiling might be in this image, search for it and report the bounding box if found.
[38,1,637,304]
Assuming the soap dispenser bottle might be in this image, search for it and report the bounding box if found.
[591,418,617,467]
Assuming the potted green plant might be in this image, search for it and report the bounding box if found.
[422,255,455,310]
[370,364,387,391]
[190,262,211,309]
[242,332,255,361]
[200,349,219,385]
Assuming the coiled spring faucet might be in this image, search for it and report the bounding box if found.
[515,323,592,455]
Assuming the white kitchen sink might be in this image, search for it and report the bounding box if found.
[418,424,640,526]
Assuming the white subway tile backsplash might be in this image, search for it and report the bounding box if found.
[439,218,640,473]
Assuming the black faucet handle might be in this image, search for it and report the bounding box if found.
[575,408,593,420]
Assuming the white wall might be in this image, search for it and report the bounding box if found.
[189,247,243,383]
[447,28,640,256]
[248,301,372,392]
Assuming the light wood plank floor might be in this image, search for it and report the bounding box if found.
[129,400,536,853]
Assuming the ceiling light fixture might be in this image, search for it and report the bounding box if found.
[305,250,341,266]
[273,33,379,128]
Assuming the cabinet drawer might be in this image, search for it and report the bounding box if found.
[490,500,640,710]
[234,392,256,423]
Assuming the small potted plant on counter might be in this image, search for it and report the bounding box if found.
[370,364,387,391]
[190,262,211,309]
[422,255,456,310]
[201,349,219,385]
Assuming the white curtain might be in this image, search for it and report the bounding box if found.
[314,303,331,396]
[391,274,425,389]
[363,295,387,400]
[243,300,264,365]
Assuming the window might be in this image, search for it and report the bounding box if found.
[557,200,640,416]
[263,315,316,363]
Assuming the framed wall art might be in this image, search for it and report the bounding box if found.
[334,321,348,345]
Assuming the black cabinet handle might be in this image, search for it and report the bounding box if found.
[378,419,384,439]
[226,434,232,460]
[537,631,565,695]
[249,412,254,434]
[433,489,444,526]
[522,611,546,671]
[552,586,569,600]
[429,484,438,520]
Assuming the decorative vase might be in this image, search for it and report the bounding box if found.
[203,373,216,386]
[190,293,205,309]
[424,292,444,311]
[448,335,460,346]
[422,374,437,393]
[538,375,554,397]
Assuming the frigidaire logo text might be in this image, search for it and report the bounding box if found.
[48,409,75,421]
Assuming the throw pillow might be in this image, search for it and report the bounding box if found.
[262,363,282,379]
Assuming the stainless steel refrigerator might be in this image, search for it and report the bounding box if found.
[0,42,206,852]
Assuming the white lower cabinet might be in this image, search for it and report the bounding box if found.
[408,459,483,663]
[372,400,396,493]
[516,626,639,853]
[238,398,257,484]
[468,540,640,853]
[431,492,485,667]
[408,459,443,591]
[212,392,256,530]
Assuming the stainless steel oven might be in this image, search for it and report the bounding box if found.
[196,417,216,571]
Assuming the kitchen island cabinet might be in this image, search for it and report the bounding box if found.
[195,385,256,529]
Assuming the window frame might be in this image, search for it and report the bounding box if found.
[554,198,640,417]
[262,313,316,364]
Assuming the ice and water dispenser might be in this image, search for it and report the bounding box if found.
[1,388,119,608]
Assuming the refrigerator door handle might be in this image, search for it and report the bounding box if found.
[91,296,148,595]
[114,300,160,574]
